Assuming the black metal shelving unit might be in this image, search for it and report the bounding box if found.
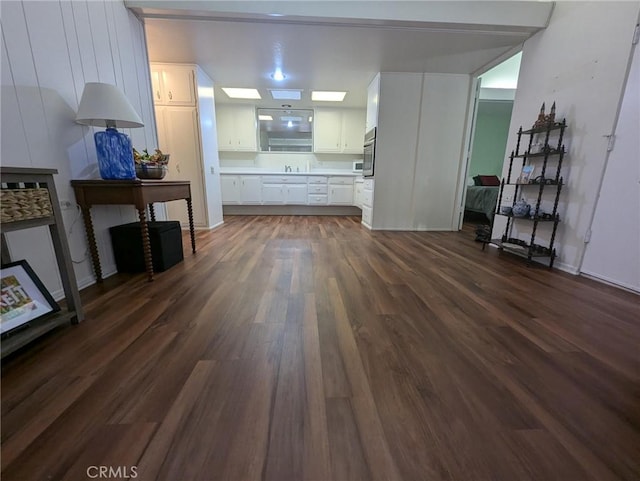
[492,119,567,268]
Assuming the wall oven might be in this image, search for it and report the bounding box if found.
[363,127,376,177]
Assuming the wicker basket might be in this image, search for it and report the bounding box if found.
[1,188,53,223]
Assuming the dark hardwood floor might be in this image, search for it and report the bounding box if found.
[2,215,639,481]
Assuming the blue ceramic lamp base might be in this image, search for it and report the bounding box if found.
[95,128,136,180]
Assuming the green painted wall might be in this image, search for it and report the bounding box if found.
[469,100,513,178]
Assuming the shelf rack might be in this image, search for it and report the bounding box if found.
[493,119,567,268]
[1,167,84,358]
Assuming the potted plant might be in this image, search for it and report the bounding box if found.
[133,148,170,179]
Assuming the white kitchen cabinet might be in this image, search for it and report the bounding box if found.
[308,194,328,205]
[314,108,365,154]
[240,176,262,204]
[261,176,308,205]
[155,105,207,225]
[152,63,223,229]
[313,109,343,152]
[328,177,354,205]
[216,105,257,151]
[354,179,364,208]
[220,175,241,204]
[362,178,374,228]
[262,184,286,204]
[366,73,380,131]
[342,109,366,153]
[286,184,308,204]
[151,64,196,106]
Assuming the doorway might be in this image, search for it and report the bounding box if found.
[460,52,521,236]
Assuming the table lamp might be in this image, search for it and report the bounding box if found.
[76,82,144,180]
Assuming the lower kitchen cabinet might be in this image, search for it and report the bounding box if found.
[262,183,308,204]
[220,175,241,204]
[262,184,286,204]
[221,174,360,208]
[354,180,364,208]
[286,184,308,204]
[240,176,262,204]
[328,177,354,205]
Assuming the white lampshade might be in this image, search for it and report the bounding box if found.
[76,82,144,128]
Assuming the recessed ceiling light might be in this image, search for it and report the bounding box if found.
[221,88,261,99]
[269,89,302,100]
[258,115,273,121]
[311,91,347,102]
[271,68,286,81]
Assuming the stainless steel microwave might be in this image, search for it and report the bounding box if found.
[363,128,376,177]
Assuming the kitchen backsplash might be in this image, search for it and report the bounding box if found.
[219,152,362,172]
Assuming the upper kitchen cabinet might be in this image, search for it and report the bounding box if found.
[366,73,380,131]
[314,108,365,154]
[216,105,258,151]
[150,64,196,106]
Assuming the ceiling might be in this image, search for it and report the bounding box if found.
[131,1,552,109]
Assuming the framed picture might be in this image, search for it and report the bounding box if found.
[1,260,60,334]
[518,164,535,184]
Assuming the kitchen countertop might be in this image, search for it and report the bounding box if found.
[220,170,363,177]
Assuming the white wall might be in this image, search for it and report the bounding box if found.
[196,66,224,228]
[372,72,471,230]
[492,1,640,273]
[1,0,157,297]
[581,38,639,292]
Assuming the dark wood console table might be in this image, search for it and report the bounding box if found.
[71,179,196,282]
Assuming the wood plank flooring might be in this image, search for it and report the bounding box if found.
[2,215,639,481]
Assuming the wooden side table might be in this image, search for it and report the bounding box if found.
[1,167,84,357]
[71,179,196,282]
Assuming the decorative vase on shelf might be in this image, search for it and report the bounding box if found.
[512,199,531,218]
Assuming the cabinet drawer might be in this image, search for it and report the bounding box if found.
[308,194,328,205]
[363,178,374,190]
[362,206,372,225]
[307,176,328,184]
[329,176,354,185]
[362,189,373,207]
[262,175,307,184]
[308,184,328,194]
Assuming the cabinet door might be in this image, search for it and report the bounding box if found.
[366,74,380,131]
[215,105,235,151]
[162,107,207,226]
[342,109,365,153]
[328,184,354,205]
[240,176,262,204]
[286,184,308,205]
[262,184,285,204]
[221,176,241,204]
[354,182,364,208]
[215,105,256,151]
[161,66,196,106]
[314,109,342,152]
[150,68,164,104]
[235,105,258,151]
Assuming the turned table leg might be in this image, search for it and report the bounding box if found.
[148,203,156,222]
[81,205,103,282]
[186,197,196,254]
[137,208,154,282]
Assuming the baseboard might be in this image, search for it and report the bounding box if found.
[222,205,362,216]
[50,268,118,301]
[580,270,640,294]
